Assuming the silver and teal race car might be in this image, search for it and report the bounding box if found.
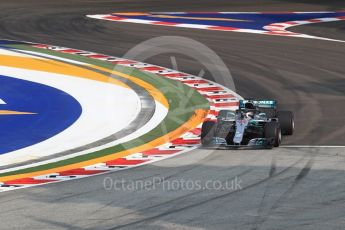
[201,100,294,148]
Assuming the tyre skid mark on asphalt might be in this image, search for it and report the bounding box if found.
[87,151,287,225]
[252,154,315,230]
[93,169,255,226]
[103,152,310,230]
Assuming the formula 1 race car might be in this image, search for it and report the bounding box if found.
[201,100,294,148]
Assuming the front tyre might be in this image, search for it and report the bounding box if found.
[201,121,216,146]
[265,122,281,147]
[277,111,294,135]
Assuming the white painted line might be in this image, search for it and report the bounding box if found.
[293,11,335,14]
[14,50,89,65]
[87,12,345,43]
[0,42,242,192]
[175,24,210,29]
[123,19,158,24]
[0,100,168,174]
[282,145,345,148]
[0,65,141,168]
[218,12,261,14]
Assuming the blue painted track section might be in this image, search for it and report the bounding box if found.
[111,12,345,30]
[0,75,82,154]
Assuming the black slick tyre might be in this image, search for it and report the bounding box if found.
[277,111,294,135]
[201,121,216,146]
[264,122,281,147]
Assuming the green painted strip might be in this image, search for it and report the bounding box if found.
[0,44,209,177]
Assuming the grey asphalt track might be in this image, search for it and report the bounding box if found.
[1,147,345,230]
[0,1,344,229]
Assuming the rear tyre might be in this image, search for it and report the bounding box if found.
[277,111,294,135]
[201,121,216,146]
[264,122,281,147]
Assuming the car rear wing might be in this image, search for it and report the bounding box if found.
[239,100,277,109]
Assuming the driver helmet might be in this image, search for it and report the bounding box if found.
[246,111,254,119]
